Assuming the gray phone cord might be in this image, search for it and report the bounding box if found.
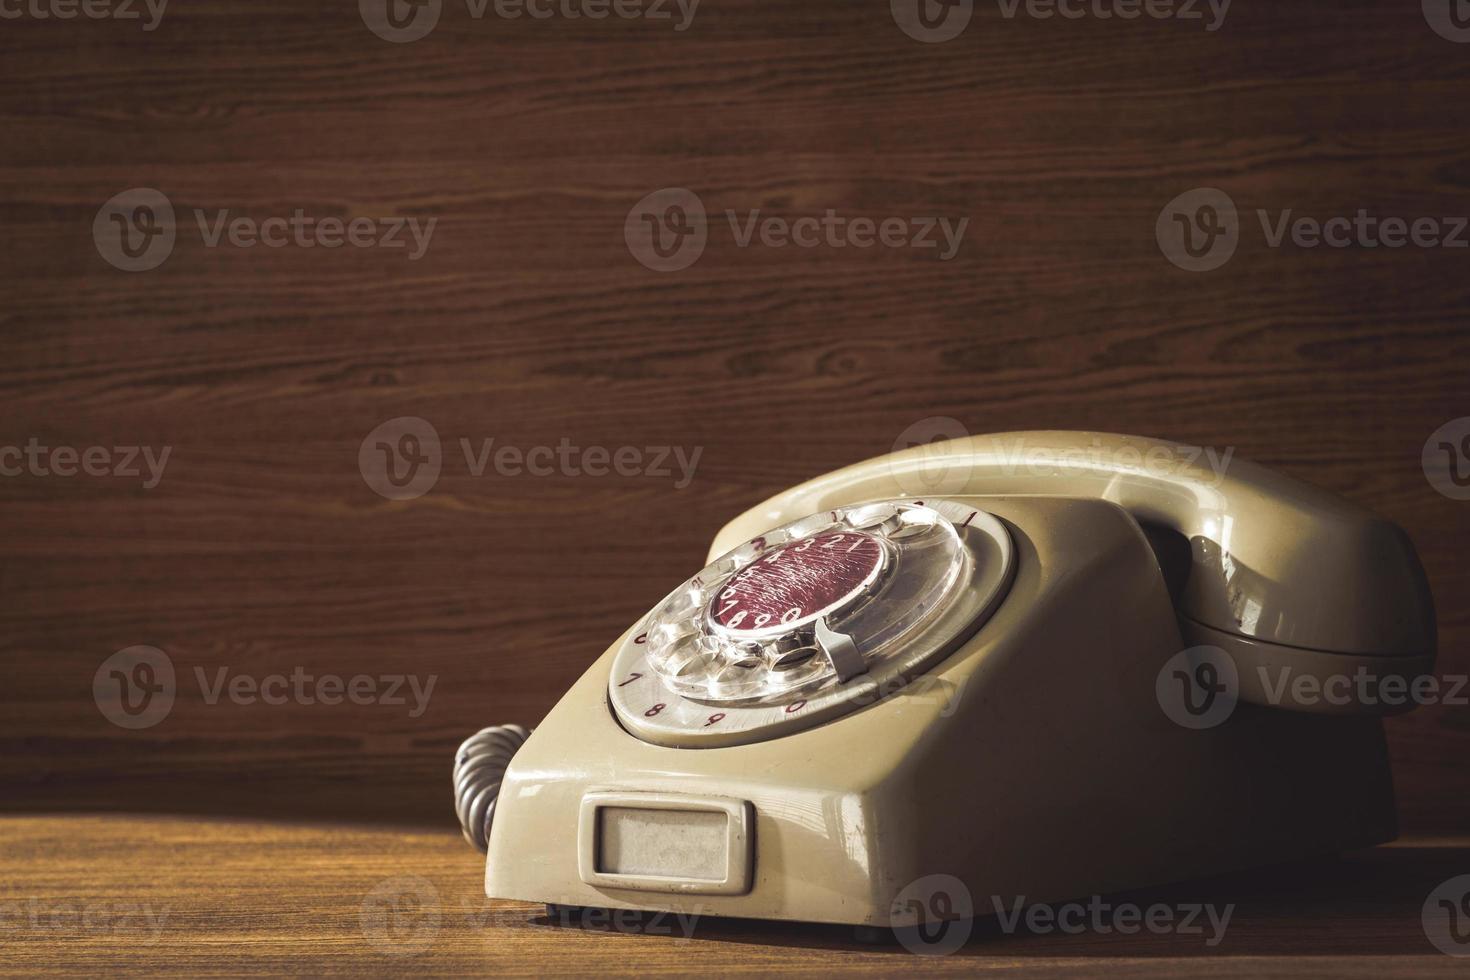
[452,724,532,852]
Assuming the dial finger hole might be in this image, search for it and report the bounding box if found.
[890,505,940,537]
[727,526,791,567]
[648,620,694,656]
[771,631,812,654]
[787,513,839,539]
[695,559,735,585]
[673,652,718,678]
[662,586,704,618]
[708,663,765,697]
[656,636,704,675]
[888,520,935,540]
[846,502,899,529]
[766,655,828,692]
[772,647,818,671]
[870,515,906,538]
[721,544,760,571]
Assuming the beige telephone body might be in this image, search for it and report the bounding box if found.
[453,431,1436,934]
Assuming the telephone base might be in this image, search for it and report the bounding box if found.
[484,496,1401,929]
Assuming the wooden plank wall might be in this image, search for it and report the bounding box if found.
[2,0,1467,829]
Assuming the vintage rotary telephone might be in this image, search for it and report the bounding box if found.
[453,431,1435,935]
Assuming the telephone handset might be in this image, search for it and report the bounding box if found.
[455,432,1436,933]
[705,430,1436,714]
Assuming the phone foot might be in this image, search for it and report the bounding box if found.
[544,903,589,924]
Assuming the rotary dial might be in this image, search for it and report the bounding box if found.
[609,499,1016,748]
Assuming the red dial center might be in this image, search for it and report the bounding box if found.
[709,532,884,635]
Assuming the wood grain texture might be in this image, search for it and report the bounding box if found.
[0,0,1468,833]
[3,815,1470,976]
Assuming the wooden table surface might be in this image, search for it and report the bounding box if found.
[2,814,1468,977]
